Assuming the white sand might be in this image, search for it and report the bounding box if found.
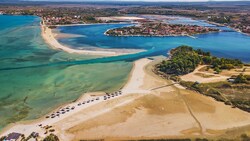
[122,59,152,94]
[41,24,144,56]
[0,58,153,139]
[2,59,250,140]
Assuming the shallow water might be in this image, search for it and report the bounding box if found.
[0,15,132,130]
[1,15,250,130]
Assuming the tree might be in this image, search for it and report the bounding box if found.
[43,134,59,141]
[214,67,221,74]
[158,46,244,76]
[234,74,247,84]
[202,56,212,64]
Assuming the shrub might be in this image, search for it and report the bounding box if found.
[43,134,59,141]
[157,46,243,76]
[234,74,247,84]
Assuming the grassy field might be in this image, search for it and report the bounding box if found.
[180,81,250,112]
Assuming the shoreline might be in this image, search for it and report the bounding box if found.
[51,22,134,27]
[104,28,219,38]
[0,58,153,139]
[41,23,145,56]
[206,20,250,36]
[1,57,250,140]
[1,15,249,139]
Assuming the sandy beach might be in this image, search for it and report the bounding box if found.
[181,65,229,83]
[0,58,152,140]
[181,65,250,83]
[1,58,250,140]
[41,24,144,56]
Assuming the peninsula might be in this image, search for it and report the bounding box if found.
[41,22,145,56]
[105,22,220,37]
[1,1,250,141]
[156,46,250,112]
[1,57,250,141]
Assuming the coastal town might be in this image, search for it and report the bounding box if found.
[105,22,220,36]
[0,1,250,35]
[0,1,250,141]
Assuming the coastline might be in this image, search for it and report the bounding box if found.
[104,29,219,38]
[41,23,145,56]
[1,15,250,140]
[206,20,250,36]
[1,57,250,140]
[51,22,133,27]
[0,58,153,139]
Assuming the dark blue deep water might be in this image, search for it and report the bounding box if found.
[57,22,250,62]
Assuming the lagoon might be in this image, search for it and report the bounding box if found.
[0,15,250,130]
[0,15,132,130]
[57,22,250,62]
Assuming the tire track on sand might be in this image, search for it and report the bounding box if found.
[175,87,204,135]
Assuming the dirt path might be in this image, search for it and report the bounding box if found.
[150,83,178,91]
[3,58,250,141]
[174,87,204,135]
[181,65,229,83]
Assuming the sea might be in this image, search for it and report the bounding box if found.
[0,15,132,130]
[0,15,250,130]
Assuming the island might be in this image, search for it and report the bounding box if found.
[105,22,220,37]
[1,1,250,141]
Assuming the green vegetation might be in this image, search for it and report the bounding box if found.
[158,46,202,75]
[208,16,231,24]
[234,74,249,84]
[180,80,250,112]
[157,46,243,76]
[156,46,249,112]
[180,81,229,102]
[43,134,59,141]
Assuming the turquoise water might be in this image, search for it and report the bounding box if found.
[57,23,250,62]
[0,15,132,130]
[1,15,250,130]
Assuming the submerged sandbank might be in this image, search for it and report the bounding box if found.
[1,58,250,140]
[0,58,152,139]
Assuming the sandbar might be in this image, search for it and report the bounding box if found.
[41,24,144,56]
[1,58,250,140]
